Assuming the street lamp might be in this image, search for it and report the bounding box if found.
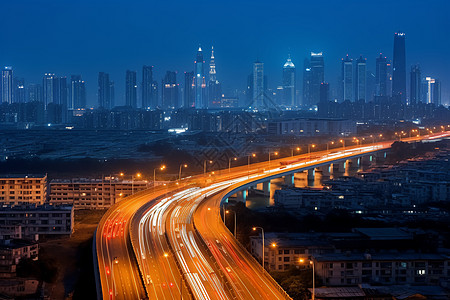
[204,160,213,175]
[248,153,256,178]
[228,157,237,173]
[268,151,278,170]
[153,165,166,186]
[291,147,301,157]
[326,141,334,153]
[225,210,237,237]
[339,139,345,150]
[308,144,316,160]
[179,164,188,181]
[252,226,265,269]
[299,258,315,300]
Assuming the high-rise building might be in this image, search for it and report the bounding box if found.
[1,67,13,104]
[110,81,115,108]
[319,82,329,103]
[310,52,324,105]
[252,60,265,108]
[43,73,56,107]
[302,59,311,106]
[208,47,222,107]
[98,72,112,109]
[410,65,421,106]
[125,70,137,108]
[355,55,366,102]
[375,54,388,96]
[392,32,407,103]
[184,71,195,108]
[27,83,42,103]
[142,65,154,109]
[161,71,178,109]
[194,47,206,108]
[71,75,86,109]
[342,55,353,102]
[386,60,393,97]
[13,78,25,103]
[424,77,441,106]
[282,55,296,107]
[151,81,158,108]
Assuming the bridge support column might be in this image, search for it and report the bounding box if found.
[331,162,344,178]
[319,164,331,180]
[284,174,294,186]
[236,190,247,203]
[263,181,270,196]
[307,169,315,186]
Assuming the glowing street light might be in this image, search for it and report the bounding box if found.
[179,164,188,181]
[229,157,237,173]
[252,226,265,269]
[225,210,237,237]
[204,160,213,175]
[291,147,301,157]
[299,258,315,300]
[268,151,278,171]
[154,165,166,186]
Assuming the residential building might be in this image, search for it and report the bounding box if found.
[0,174,47,205]
[194,47,206,108]
[1,67,13,104]
[70,75,86,109]
[267,118,356,136]
[282,55,296,107]
[125,70,137,108]
[0,239,39,278]
[355,56,366,102]
[392,32,407,103]
[0,204,74,237]
[342,55,353,102]
[161,71,178,109]
[410,65,421,106]
[98,72,112,109]
[49,177,151,209]
[375,54,388,97]
[142,65,154,108]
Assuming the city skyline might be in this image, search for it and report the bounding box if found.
[1,0,449,106]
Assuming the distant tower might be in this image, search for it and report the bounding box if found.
[208,47,222,107]
[142,65,153,109]
[310,52,324,105]
[410,65,421,106]
[98,72,112,109]
[43,73,56,107]
[28,83,42,103]
[302,59,311,106]
[252,60,264,108]
[342,55,353,101]
[194,47,206,108]
[125,70,137,108]
[1,67,13,104]
[392,32,406,103]
[109,81,115,108]
[70,75,86,109]
[282,55,296,107]
[161,71,178,109]
[355,55,366,102]
[184,71,195,108]
[375,54,388,96]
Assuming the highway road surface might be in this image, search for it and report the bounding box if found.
[95,132,450,299]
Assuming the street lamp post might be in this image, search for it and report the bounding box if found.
[204,160,213,175]
[268,151,278,171]
[248,153,256,178]
[291,147,300,157]
[252,226,265,269]
[308,144,316,160]
[340,139,345,150]
[153,165,166,187]
[179,164,188,181]
[229,157,237,173]
[299,258,315,300]
[326,142,334,154]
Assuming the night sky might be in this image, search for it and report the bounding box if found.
[1,0,449,106]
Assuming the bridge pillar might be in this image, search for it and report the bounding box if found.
[319,164,331,180]
[284,174,294,186]
[262,181,270,196]
[307,169,315,186]
[331,162,344,178]
[236,190,247,203]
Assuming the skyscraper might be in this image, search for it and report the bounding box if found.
[342,55,353,102]
[1,67,13,104]
[375,54,388,96]
[392,32,406,103]
[410,65,421,106]
[13,78,25,103]
[125,70,137,108]
[194,47,206,108]
[151,81,158,108]
[71,75,86,109]
[142,65,154,109]
[161,71,178,109]
[282,55,296,107]
[184,71,195,108]
[43,73,56,107]
[28,83,42,103]
[310,52,324,105]
[109,81,115,108]
[208,47,222,107]
[355,55,366,102]
[424,77,441,106]
[252,60,264,108]
[302,59,311,106]
[98,72,112,109]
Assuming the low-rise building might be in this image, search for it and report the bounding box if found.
[267,118,356,137]
[0,174,47,205]
[49,177,151,209]
[0,204,74,238]
[0,239,39,278]
[314,252,450,287]
[0,278,39,297]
